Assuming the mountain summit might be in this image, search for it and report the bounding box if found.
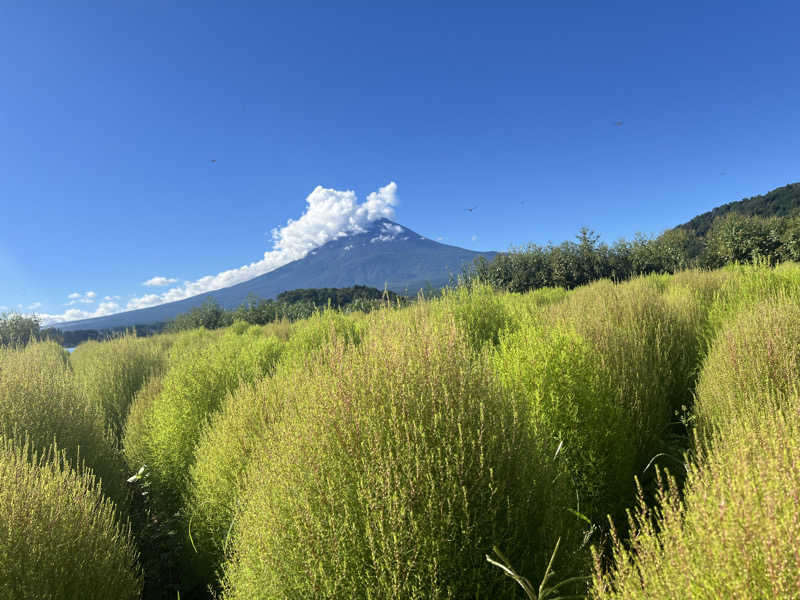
[54,219,496,331]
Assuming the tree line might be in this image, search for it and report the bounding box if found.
[469,212,800,293]
[5,211,799,347]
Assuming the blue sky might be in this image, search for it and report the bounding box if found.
[1,1,799,322]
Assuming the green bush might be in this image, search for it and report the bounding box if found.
[0,342,127,506]
[137,332,285,512]
[494,276,703,530]
[71,334,168,439]
[219,306,560,599]
[435,281,517,350]
[280,308,365,370]
[592,296,800,599]
[185,374,289,575]
[122,374,163,472]
[694,295,800,445]
[186,317,368,577]
[0,436,141,600]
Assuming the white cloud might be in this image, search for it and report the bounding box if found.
[143,277,178,287]
[40,182,398,325]
[0,306,7,312]
[471,235,478,241]
[39,301,122,325]
[126,294,163,310]
[66,291,97,305]
[103,295,120,301]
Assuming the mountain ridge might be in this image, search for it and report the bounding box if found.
[674,182,800,237]
[53,219,496,331]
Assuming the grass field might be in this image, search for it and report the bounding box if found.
[1,262,798,599]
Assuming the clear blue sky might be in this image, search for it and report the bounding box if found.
[2,1,799,321]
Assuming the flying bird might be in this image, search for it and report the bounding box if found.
[466,205,478,213]
[210,159,217,164]
[614,121,624,127]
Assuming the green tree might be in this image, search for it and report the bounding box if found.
[0,313,42,347]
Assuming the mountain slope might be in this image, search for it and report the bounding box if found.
[674,182,800,237]
[54,219,496,331]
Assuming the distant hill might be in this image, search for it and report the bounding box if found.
[675,182,800,237]
[53,219,496,331]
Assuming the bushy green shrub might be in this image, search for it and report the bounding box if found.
[0,342,127,505]
[592,297,800,599]
[186,315,370,578]
[694,295,800,445]
[122,374,163,472]
[494,276,703,530]
[704,260,800,339]
[185,375,289,574]
[219,307,561,599]
[71,334,168,439]
[434,281,516,349]
[136,332,285,512]
[280,308,365,370]
[0,437,142,600]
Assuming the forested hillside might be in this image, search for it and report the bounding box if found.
[675,182,800,237]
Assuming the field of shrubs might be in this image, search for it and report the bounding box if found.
[1,262,799,599]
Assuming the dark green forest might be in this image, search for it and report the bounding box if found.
[675,181,800,237]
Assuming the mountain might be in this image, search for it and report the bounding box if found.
[54,219,497,331]
[674,182,800,237]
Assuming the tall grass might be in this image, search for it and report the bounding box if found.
[126,331,285,513]
[495,276,703,531]
[71,333,169,439]
[122,374,163,472]
[0,436,142,600]
[694,295,800,440]
[219,305,562,599]
[434,282,517,349]
[0,341,128,505]
[592,294,800,599]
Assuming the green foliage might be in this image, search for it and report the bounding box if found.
[185,374,289,577]
[495,276,703,533]
[166,287,402,333]
[122,374,163,472]
[591,293,800,599]
[675,181,800,238]
[0,436,142,600]
[166,298,233,332]
[701,213,784,267]
[0,312,41,347]
[219,307,558,599]
[131,332,285,513]
[471,228,701,295]
[276,284,399,307]
[435,281,517,349]
[71,334,170,439]
[280,308,366,369]
[0,342,128,506]
[694,295,800,445]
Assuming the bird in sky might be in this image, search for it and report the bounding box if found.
[466,205,478,212]
[614,121,624,127]
[210,159,217,164]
